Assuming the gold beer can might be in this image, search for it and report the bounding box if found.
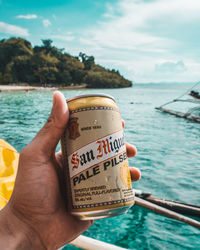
[61,94,135,220]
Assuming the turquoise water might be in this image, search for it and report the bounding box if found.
[0,83,200,249]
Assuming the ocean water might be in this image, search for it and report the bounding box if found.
[0,83,199,249]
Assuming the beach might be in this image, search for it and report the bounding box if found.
[0,84,86,92]
[0,85,40,92]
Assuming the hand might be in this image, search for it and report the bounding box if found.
[0,91,140,250]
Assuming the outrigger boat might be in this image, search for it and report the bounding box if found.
[155,82,200,123]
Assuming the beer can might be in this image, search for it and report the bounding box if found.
[61,94,135,220]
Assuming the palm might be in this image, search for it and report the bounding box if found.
[9,149,92,249]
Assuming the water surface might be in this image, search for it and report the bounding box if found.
[0,83,199,249]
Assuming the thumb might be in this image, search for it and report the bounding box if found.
[31,91,69,156]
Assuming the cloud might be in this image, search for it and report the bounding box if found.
[43,19,51,27]
[16,14,38,19]
[78,0,200,82]
[80,0,176,54]
[52,14,56,20]
[0,21,29,36]
[83,0,200,51]
[50,34,75,41]
[155,60,187,73]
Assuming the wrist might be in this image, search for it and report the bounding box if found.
[0,205,46,250]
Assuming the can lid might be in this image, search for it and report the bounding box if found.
[67,93,116,103]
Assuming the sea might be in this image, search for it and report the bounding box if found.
[0,83,199,249]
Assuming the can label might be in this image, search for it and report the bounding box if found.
[63,106,134,212]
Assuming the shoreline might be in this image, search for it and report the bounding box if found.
[0,84,87,92]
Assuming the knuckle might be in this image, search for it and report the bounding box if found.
[44,113,55,129]
[47,113,55,124]
[45,113,65,130]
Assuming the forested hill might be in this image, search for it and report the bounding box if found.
[0,38,132,88]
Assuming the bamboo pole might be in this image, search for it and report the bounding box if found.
[135,197,200,229]
[70,235,127,250]
[68,198,200,250]
[155,107,200,122]
[144,196,200,217]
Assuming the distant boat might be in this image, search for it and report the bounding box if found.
[155,82,200,123]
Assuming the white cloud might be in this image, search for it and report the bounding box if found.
[50,34,74,41]
[16,14,38,19]
[52,14,56,20]
[0,21,29,36]
[43,19,51,28]
[78,0,200,82]
[83,0,200,51]
[155,60,187,73]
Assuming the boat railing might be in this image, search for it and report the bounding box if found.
[68,235,128,250]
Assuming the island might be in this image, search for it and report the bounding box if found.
[0,38,132,89]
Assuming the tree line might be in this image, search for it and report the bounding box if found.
[0,37,132,88]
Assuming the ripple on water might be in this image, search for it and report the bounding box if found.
[1,86,200,249]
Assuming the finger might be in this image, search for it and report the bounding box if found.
[129,167,141,182]
[122,119,125,128]
[31,91,69,156]
[55,151,63,169]
[126,142,137,158]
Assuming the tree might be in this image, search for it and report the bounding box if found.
[79,52,95,70]
[0,37,32,75]
[42,39,53,54]
[0,37,132,88]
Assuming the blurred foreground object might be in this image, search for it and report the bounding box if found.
[0,139,19,209]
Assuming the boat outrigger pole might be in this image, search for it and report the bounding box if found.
[155,81,200,122]
[134,189,200,230]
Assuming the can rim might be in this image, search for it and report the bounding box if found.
[67,93,116,103]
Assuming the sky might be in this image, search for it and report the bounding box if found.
[1,0,200,83]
